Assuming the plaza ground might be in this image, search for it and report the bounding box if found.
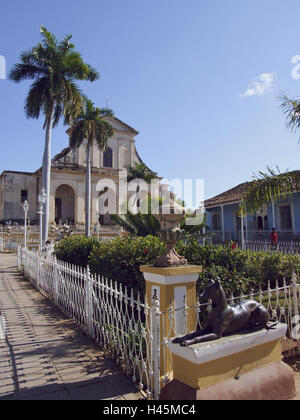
[0,253,143,400]
[0,252,299,400]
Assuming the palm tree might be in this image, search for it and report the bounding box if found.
[127,162,157,183]
[281,95,300,137]
[240,167,300,215]
[111,161,159,236]
[240,95,300,214]
[111,211,160,237]
[9,26,99,243]
[69,98,114,237]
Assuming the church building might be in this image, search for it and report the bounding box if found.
[0,115,156,232]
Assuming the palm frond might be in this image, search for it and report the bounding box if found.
[24,77,51,120]
[280,95,300,137]
[110,214,137,236]
[68,98,114,150]
[240,168,300,215]
[127,162,157,183]
[10,27,99,128]
[111,211,160,237]
[9,63,47,82]
[69,120,89,148]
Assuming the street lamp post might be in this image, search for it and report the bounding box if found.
[38,189,47,252]
[23,200,29,248]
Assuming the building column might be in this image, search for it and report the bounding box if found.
[76,182,85,230]
[272,200,276,229]
[91,180,98,228]
[241,215,245,250]
[221,205,225,242]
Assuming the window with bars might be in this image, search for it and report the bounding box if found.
[279,205,292,231]
[212,212,221,230]
[21,190,28,203]
[103,147,113,168]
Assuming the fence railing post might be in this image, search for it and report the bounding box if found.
[37,251,41,290]
[17,246,21,271]
[85,265,93,336]
[292,271,300,353]
[24,248,27,277]
[151,289,161,401]
[53,256,59,306]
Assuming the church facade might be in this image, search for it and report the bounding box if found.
[0,115,156,232]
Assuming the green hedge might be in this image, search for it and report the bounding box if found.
[54,235,300,298]
[88,235,163,295]
[54,235,163,295]
[176,239,300,295]
[54,236,100,267]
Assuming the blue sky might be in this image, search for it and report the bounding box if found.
[1,0,300,203]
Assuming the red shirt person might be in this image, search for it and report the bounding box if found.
[270,228,278,247]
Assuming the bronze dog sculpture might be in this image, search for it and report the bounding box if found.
[173,278,277,347]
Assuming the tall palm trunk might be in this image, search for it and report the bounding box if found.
[85,142,91,237]
[42,110,54,244]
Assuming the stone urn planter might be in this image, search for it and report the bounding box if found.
[154,200,187,268]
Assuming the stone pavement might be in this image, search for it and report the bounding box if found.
[286,355,300,400]
[0,253,143,400]
[1,252,300,401]
[295,368,300,399]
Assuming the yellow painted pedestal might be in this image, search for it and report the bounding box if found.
[160,324,296,400]
[140,265,202,334]
[140,264,202,382]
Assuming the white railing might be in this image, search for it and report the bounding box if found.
[246,230,298,242]
[244,240,300,254]
[0,235,23,251]
[17,246,300,399]
[209,231,232,243]
[18,247,160,400]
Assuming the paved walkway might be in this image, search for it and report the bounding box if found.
[0,253,143,400]
[1,253,300,401]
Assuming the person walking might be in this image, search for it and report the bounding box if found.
[270,228,278,250]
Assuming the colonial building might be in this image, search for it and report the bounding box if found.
[205,174,300,243]
[0,115,156,232]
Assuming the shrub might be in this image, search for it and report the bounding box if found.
[54,235,300,299]
[88,235,163,295]
[54,236,100,267]
[176,240,300,295]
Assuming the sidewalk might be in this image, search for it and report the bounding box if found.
[0,253,143,400]
[1,252,300,401]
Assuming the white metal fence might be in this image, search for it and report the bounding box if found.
[244,240,300,254]
[17,246,300,399]
[18,247,160,399]
[0,235,23,251]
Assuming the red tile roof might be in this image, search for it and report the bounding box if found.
[204,181,253,208]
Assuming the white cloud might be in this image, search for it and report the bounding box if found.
[240,72,276,98]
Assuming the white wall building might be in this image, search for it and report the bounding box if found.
[0,116,157,232]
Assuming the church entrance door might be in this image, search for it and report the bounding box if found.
[55,185,75,225]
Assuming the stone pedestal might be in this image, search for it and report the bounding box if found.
[160,324,296,400]
[140,265,202,336]
[140,264,202,380]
